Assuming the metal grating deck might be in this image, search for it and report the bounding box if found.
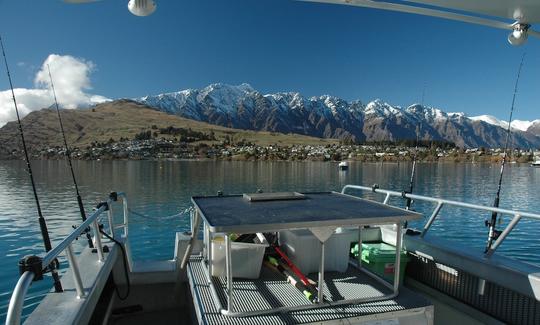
[187,256,432,324]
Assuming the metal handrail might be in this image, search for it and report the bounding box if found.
[342,185,540,220]
[42,204,108,267]
[6,192,129,325]
[5,272,34,325]
[341,184,540,257]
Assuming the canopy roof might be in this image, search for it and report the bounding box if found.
[411,0,540,23]
[305,0,540,38]
[192,192,421,233]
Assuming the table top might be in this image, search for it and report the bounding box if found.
[191,192,422,233]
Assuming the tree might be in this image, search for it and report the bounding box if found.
[134,130,152,140]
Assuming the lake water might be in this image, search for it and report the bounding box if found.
[1,160,540,322]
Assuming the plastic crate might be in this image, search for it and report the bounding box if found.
[279,229,350,274]
[356,242,409,284]
[210,236,267,279]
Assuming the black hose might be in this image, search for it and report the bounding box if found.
[99,228,131,301]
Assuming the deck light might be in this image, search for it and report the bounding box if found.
[128,0,156,17]
[508,24,529,46]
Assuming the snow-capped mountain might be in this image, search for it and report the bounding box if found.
[470,115,540,133]
[469,115,508,129]
[528,121,540,137]
[136,83,540,148]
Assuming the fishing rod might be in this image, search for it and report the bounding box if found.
[272,245,317,290]
[0,35,63,292]
[404,84,426,211]
[485,53,526,253]
[405,125,420,210]
[46,64,94,248]
[241,233,318,290]
[248,233,320,299]
[265,256,317,303]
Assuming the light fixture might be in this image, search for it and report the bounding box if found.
[128,0,156,17]
[508,23,529,46]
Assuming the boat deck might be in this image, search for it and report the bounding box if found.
[187,256,432,324]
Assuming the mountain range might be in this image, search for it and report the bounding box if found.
[136,83,540,148]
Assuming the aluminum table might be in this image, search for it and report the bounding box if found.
[183,191,422,317]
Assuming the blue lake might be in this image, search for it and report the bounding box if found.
[1,160,540,322]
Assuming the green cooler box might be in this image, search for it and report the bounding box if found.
[352,242,410,284]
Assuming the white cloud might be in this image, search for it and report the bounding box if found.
[0,54,110,127]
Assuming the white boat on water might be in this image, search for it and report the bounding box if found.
[338,161,349,171]
[532,160,540,167]
[6,187,540,325]
[4,1,540,325]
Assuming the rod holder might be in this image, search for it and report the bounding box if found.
[66,244,85,298]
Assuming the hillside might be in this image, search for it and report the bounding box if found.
[0,100,337,159]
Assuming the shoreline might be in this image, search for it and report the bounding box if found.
[0,157,534,165]
[2,139,537,163]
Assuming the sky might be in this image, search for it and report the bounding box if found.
[0,0,538,126]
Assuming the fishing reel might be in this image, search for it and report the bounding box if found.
[72,224,92,239]
[18,255,60,281]
[70,223,109,253]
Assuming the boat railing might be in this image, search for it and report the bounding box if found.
[5,191,129,325]
[341,184,540,258]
